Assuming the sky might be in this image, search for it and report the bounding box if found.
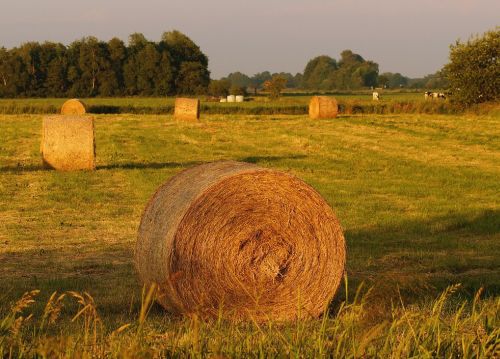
[0,0,498,79]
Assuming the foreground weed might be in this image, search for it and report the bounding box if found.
[0,285,498,357]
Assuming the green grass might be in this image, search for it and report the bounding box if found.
[0,92,465,115]
[0,112,499,356]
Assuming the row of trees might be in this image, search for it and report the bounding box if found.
[1,28,497,104]
[218,50,447,93]
[0,31,210,97]
[207,71,302,97]
[377,71,448,89]
[302,50,379,90]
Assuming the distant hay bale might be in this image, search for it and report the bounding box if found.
[135,161,346,321]
[227,95,236,103]
[174,98,200,121]
[41,116,95,171]
[309,96,338,119]
[60,99,87,115]
[235,95,244,103]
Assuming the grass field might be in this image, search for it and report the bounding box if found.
[1,111,499,356]
[0,91,425,107]
[0,92,466,116]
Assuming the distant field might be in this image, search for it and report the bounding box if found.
[0,92,462,116]
[0,112,498,356]
[0,91,425,106]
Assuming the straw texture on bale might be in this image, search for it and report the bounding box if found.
[41,116,95,171]
[60,99,87,115]
[135,161,346,321]
[174,98,200,121]
[309,96,338,119]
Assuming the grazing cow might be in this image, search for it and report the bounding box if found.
[426,92,446,100]
[372,92,380,101]
[433,92,446,99]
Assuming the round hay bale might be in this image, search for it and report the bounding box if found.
[174,98,200,121]
[235,95,244,103]
[135,161,346,321]
[227,95,236,103]
[41,115,95,171]
[60,99,87,115]
[309,96,338,119]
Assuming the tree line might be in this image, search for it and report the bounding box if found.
[213,49,448,96]
[0,34,447,99]
[0,30,210,98]
[1,27,496,105]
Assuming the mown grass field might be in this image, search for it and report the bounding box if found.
[0,111,499,357]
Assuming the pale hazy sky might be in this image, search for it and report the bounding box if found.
[0,0,498,78]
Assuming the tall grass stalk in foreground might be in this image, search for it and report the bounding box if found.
[0,284,498,357]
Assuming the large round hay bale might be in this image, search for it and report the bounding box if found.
[41,116,95,171]
[235,95,244,102]
[309,96,338,119]
[174,98,200,122]
[227,95,236,103]
[135,161,346,321]
[60,99,87,115]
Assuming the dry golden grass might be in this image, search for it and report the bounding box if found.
[0,112,498,356]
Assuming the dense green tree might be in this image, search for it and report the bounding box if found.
[78,37,102,96]
[162,30,208,67]
[292,73,303,88]
[229,85,247,96]
[107,38,127,95]
[0,47,17,97]
[335,51,378,89]
[208,79,231,97]
[155,51,175,96]
[137,43,161,95]
[444,28,499,105]
[176,61,210,95]
[224,72,251,89]
[0,30,209,98]
[271,72,300,88]
[44,43,68,97]
[301,51,379,90]
[377,72,408,89]
[123,33,148,96]
[264,75,287,99]
[408,71,448,89]
[249,71,272,93]
[302,55,337,89]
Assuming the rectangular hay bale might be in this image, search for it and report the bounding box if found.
[174,98,200,121]
[41,116,95,171]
